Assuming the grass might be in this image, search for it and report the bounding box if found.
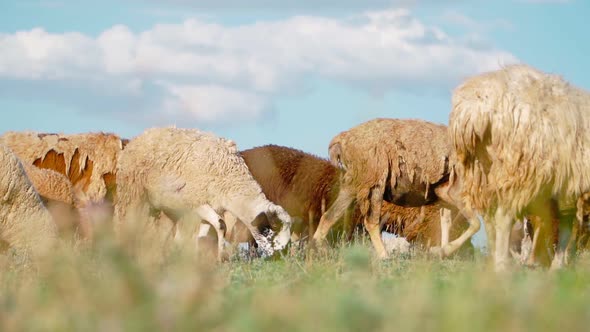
[1,233,590,332]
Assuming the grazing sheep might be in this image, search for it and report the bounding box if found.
[0,131,127,205]
[312,119,480,258]
[0,144,57,256]
[21,164,88,239]
[231,144,472,256]
[114,127,292,260]
[237,145,346,243]
[449,64,590,270]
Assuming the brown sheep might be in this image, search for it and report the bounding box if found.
[236,145,344,243]
[312,118,480,259]
[229,144,473,256]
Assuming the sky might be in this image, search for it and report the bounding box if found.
[0,0,588,246]
[1,0,588,157]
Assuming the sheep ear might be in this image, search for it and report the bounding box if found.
[120,138,130,150]
[329,142,343,168]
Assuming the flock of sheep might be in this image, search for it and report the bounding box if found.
[1,64,588,271]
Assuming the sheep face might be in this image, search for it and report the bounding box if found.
[264,207,292,253]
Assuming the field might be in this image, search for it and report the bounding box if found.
[1,233,590,332]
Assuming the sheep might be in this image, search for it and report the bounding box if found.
[226,144,473,257]
[0,144,57,257]
[22,164,75,205]
[379,201,474,257]
[311,118,480,259]
[0,131,127,206]
[113,127,292,261]
[449,64,590,271]
[21,164,89,239]
[236,145,346,244]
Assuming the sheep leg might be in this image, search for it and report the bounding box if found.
[197,223,212,238]
[564,196,586,265]
[172,221,186,245]
[516,218,532,265]
[525,222,540,266]
[308,210,315,242]
[430,212,480,259]
[313,188,354,243]
[365,185,388,259]
[440,208,452,247]
[565,218,578,265]
[195,205,225,262]
[343,206,355,242]
[223,211,239,243]
[493,207,514,272]
[483,217,495,258]
[525,205,558,268]
[550,212,574,271]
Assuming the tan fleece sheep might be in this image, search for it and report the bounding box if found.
[22,164,75,205]
[0,144,57,257]
[236,144,473,255]
[312,118,479,259]
[21,164,91,240]
[0,131,126,205]
[114,127,292,260]
[449,64,590,271]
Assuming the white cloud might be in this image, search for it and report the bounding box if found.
[158,83,268,123]
[440,11,513,31]
[139,0,453,11]
[0,9,517,125]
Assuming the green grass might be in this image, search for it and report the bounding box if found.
[1,235,590,332]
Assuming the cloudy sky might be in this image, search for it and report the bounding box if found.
[0,0,588,159]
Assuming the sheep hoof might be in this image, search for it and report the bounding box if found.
[306,239,329,258]
[550,252,566,271]
[494,261,512,273]
[509,249,522,262]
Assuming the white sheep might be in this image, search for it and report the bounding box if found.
[113,127,292,260]
[449,64,590,271]
[0,144,57,257]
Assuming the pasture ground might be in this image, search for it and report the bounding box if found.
[1,233,590,332]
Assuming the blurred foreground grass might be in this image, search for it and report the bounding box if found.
[1,234,590,332]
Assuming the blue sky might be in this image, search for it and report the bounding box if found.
[1,0,588,158]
